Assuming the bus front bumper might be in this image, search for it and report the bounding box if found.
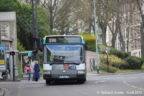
[43,73,86,80]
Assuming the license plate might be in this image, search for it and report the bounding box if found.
[64,64,69,70]
[59,76,70,78]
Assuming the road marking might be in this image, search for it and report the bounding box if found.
[128,77,138,79]
[95,81,105,84]
[103,77,113,80]
[123,81,144,91]
[18,83,45,88]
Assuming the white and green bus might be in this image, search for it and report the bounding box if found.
[43,35,86,84]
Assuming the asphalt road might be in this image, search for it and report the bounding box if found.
[0,72,144,96]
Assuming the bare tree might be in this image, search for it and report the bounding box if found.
[136,0,144,59]
[96,0,115,45]
[41,0,60,34]
[73,0,94,34]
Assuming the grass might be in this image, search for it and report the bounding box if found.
[118,64,144,73]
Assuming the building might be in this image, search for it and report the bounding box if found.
[0,12,17,52]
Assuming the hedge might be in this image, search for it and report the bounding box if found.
[109,48,130,59]
[100,64,117,73]
[100,54,128,69]
[125,56,143,69]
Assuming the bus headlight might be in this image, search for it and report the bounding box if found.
[78,70,85,74]
[43,64,52,70]
[76,63,85,70]
[43,70,51,74]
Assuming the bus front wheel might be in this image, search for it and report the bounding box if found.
[46,80,50,85]
[77,78,86,84]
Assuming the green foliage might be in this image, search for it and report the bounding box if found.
[37,6,50,38]
[16,3,49,50]
[17,39,25,51]
[100,64,117,73]
[109,48,130,59]
[0,0,17,11]
[100,54,128,69]
[0,0,50,50]
[125,56,143,69]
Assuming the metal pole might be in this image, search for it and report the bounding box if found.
[94,0,99,74]
[13,55,15,81]
[107,53,109,72]
[35,0,38,39]
[32,0,35,50]
[35,0,39,61]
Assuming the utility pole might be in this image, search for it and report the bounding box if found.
[32,0,35,50]
[32,0,39,61]
[94,0,100,74]
[35,0,39,61]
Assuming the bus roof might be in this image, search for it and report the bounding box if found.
[43,35,85,44]
[43,35,83,40]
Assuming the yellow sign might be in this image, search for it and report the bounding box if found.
[0,60,4,65]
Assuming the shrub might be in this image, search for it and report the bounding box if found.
[17,39,25,51]
[109,48,130,59]
[125,56,143,69]
[100,54,128,69]
[100,64,117,73]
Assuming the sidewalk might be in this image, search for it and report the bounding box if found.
[0,88,8,96]
[0,88,4,96]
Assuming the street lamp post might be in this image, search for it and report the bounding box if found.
[32,0,35,50]
[32,0,39,61]
[94,0,100,73]
[106,48,109,72]
[35,0,39,61]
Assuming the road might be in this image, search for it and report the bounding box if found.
[0,72,144,96]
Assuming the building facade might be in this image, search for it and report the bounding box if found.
[0,12,17,51]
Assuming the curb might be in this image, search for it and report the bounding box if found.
[87,71,144,76]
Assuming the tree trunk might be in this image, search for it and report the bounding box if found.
[50,8,53,34]
[136,0,144,60]
[99,23,107,45]
[112,33,117,48]
[141,22,144,60]
[119,28,125,51]
[102,26,107,45]
[88,21,92,35]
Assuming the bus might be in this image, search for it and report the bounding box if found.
[43,35,86,84]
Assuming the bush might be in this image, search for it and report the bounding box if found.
[125,56,143,69]
[100,54,128,69]
[100,64,117,73]
[109,48,130,59]
[17,39,25,51]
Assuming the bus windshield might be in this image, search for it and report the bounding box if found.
[46,45,83,64]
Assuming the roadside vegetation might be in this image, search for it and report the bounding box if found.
[83,35,144,73]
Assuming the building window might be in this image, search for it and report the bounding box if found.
[0,22,10,40]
